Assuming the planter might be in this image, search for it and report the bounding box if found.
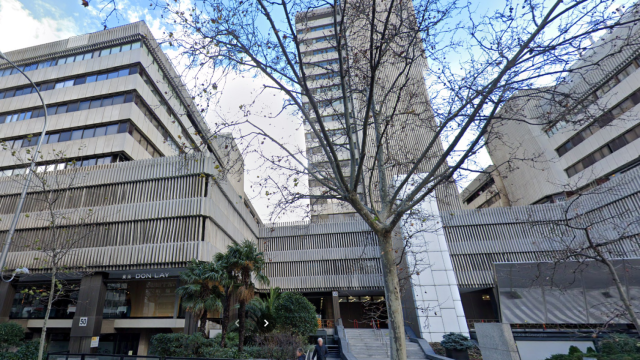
[445,348,470,360]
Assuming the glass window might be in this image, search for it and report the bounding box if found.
[131,42,141,50]
[74,77,86,86]
[101,97,113,107]
[82,128,95,139]
[111,46,121,54]
[103,156,113,164]
[57,58,67,65]
[86,74,97,83]
[118,69,129,77]
[89,99,102,109]
[64,79,75,87]
[71,129,83,141]
[129,67,139,75]
[97,73,108,82]
[121,44,132,52]
[58,131,71,142]
[18,113,26,121]
[84,53,93,60]
[54,82,65,89]
[106,124,119,135]
[140,138,148,149]
[118,122,129,134]
[56,105,67,115]
[67,102,79,112]
[94,126,107,137]
[112,95,125,105]
[83,158,97,167]
[48,133,60,144]
[24,111,32,120]
[107,71,119,80]
[4,89,15,98]
[75,54,85,62]
[14,89,24,96]
[100,49,111,57]
[0,115,5,123]
[124,93,134,103]
[10,284,79,319]
[65,56,75,64]
[79,101,91,111]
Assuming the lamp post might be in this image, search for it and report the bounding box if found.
[0,50,49,275]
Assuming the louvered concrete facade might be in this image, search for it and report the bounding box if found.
[442,164,640,324]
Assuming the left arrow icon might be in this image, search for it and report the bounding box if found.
[235,320,239,326]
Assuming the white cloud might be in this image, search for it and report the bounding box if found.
[0,0,79,53]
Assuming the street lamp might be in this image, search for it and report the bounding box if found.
[0,50,50,275]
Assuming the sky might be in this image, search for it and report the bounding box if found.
[0,0,496,222]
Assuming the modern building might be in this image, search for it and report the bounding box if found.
[462,7,640,209]
[0,22,261,355]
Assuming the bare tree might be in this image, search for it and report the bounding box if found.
[522,178,640,331]
[0,144,100,360]
[85,0,639,358]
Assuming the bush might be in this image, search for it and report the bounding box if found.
[598,334,640,355]
[441,332,474,351]
[274,292,317,336]
[212,331,239,348]
[0,323,25,353]
[148,332,216,358]
[253,333,309,360]
[0,340,38,360]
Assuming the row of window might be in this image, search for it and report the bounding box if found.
[306,24,336,33]
[313,48,337,56]
[565,123,640,177]
[312,85,341,94]
[133,97,182,153]
[303,59,340,70]
[0,155,127,178]
[304,128,347,140]
[556,90,640,156]
[1,120,161,158]
[0,93,135,124]
[303,98,348,112]
[2,122,129,149]
[0,42,142,78]
[313,72,340,81]
[0,66,139,101]
[545,56,640,138]
[303,35,336,46]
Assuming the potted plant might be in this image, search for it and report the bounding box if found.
[440,332,474,360]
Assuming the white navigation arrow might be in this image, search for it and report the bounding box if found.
[235,320,239,326]
[264,320,269,327]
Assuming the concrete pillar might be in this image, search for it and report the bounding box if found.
[331,291,341,325]
[475,323,521,360]
[69,273,107,353]
[0,282,16,323]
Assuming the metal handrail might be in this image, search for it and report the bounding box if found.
[372,320,389,356]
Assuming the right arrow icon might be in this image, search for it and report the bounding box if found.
[264,319,269,327]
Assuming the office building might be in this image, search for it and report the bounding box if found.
[0,22,261,354]
[462,8,640,208]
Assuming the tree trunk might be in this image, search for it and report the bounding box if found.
[220,288,231,347]
[199,310,208,336]
[585,231,640,330]
[378,231,407,360]
[600,257,640,330]
[38,267,56,360]
[238,299,246,353]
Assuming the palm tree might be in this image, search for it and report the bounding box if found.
[247,287,280,335]
[227,240,270,353]
[176,259,223,336]
[213,251,238,348]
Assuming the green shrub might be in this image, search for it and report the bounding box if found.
[213,331,239,348]
[0,340,38,360]
[568,346,583,355]
[148,332,216,358]
[0,323,25,353]
[598,334,640,355]
[440,332,474,351]
[274,292,317,336]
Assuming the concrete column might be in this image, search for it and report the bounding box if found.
[331,291,341,325]
[0,282,16,323]
[69,273,107,353]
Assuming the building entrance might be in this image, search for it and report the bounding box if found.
[339,295,387,328]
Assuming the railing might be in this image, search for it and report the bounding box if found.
[372,319,389,357]
[317,319,335,329]
[466,319,499,330]
[46,353,230,360]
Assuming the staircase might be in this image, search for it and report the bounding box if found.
[344,329,428,360]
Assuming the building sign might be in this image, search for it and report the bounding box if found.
[79,317,88,327]
[90,337,99,348]
[107,268,184,280]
